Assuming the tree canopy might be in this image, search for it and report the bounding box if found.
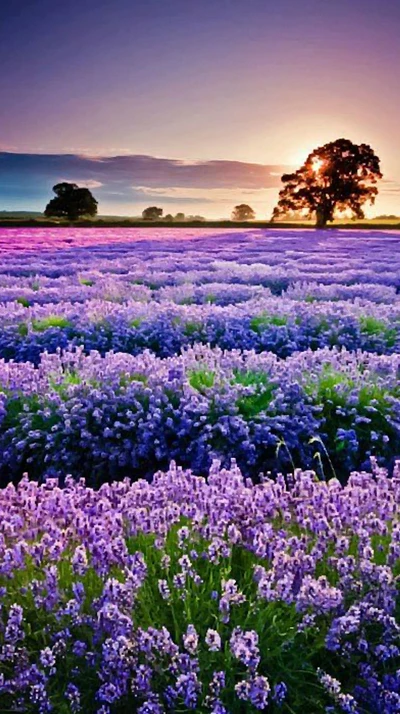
[231,204,256,221]
[142,206,163,220]
[272,139,382,227]
[44,183,98,221]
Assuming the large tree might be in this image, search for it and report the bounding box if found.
[142,206,163,221]
[45,182,98,221]
[232,204,256,221]
[272,139,382,228]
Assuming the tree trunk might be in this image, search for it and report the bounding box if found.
[315,207,328,228]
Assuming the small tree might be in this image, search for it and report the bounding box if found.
[232,204,256,221]
[142,206,163,221]
[272,138,382,228]
[164,214,174,222]
[45,183,98,221]
[175,212,186,222]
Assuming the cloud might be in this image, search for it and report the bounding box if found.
[133,185,276,205]
[0,151,291,214]
[0,144,18,152]
[380,179,400,196]
[58,178,104,189]
[0,151,288,188]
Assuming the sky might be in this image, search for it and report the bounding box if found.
[1,0,400,218]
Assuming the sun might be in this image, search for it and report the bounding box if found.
[311,157,325,174]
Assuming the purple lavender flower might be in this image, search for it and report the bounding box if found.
[205,629,222,652]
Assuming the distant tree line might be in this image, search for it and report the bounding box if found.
[42,139,384,227]
[141,208,205,222]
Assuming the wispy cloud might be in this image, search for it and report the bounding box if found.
[133,185,276,205]
[380,179,400,196]
[0,151,289,214]
[0,151,288,189]
[58,178,104,189]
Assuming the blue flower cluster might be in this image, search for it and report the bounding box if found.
[1,298,400,363]
[0,345,399,484]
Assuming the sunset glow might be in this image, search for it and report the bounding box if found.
[311,157,325,174]
[0,0,399,217]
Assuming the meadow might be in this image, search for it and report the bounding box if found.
[1,227,400,713]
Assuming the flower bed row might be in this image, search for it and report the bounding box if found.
[1,463,400,712]
[2,228,400,294]
[0,275,397,306]
[0,297,399,363]
[0,345,399,484]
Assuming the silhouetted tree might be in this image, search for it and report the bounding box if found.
[175,212,186,221]
[44,182,98,221]
[272,139,382,228]
[232,204,256,221]
[164,214,174,222]
[142,206,163,221]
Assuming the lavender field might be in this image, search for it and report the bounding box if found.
[1,227,400,713]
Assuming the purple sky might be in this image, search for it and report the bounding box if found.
[1,0,400,217]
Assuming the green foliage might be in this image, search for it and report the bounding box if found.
[304,364,399,473]
[189,369,215,392]
[205,293,216,304]
[16,296,30,307]
[119,372,148,388]
[48,372,83,395]
[304,365,354,407]
[79,278,95,287]
[183,320,203,336]
[32,316,72,332]
[234,369,276,418]
[250,314,288,332]
[359,315,397,347]
[17,322,28,336]
[4,393,58,437]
